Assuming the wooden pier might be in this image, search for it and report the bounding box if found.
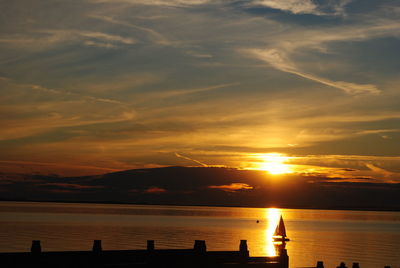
[0,240,289,268]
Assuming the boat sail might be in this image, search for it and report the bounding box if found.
[272,215,290,241]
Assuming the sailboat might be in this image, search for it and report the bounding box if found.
[272,215,290,242]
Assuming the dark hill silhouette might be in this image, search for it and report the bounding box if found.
[1,166,399,210]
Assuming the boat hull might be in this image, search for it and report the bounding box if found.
[273,238,290,242]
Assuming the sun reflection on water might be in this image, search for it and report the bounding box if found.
[265,208,281,256]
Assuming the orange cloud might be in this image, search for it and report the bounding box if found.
[144,187,167,193]
[39,183,104,190]
[209,183,253,192]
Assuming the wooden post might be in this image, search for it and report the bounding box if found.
[31,240,41,254]
[279,248,289,268]
[316,261,324,268]
[147,240,155,251]
[92,240,102,253]
[193,240,206,252]
[239,240,249,262]
[239,240,248,252]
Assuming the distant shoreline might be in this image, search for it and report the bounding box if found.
[1,199,399,213]
[2,167,399,212]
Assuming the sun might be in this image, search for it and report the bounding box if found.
[259,153,292,175]
[261,162,289,175]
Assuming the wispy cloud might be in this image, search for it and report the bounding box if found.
[83,40,118,48]
[90,0,212,7]
[0,160,121,176]
[88,14,171,45]
[0,30,136,49]
[250,0,319,15]
[29,83,126,106]
[158,83,239,98]
[78,31,136,44]
[246,48,381,95]
[242,21,400,95]
[185,50,213,58]
[128,83,239,107]
[286,154,400,182]
[366,163,394,178]
[249,0,352,16]
[0,78,136,140]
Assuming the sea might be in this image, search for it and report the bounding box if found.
[0,202,399,268]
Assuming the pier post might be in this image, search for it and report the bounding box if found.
[278,247,289,268]
[147,240,155,251]
[352,263,360,268]
[239,240,249,259]
[31,240,41,254]
[92,240,102,253]
[240,240,248,252]
[193,240,206,252]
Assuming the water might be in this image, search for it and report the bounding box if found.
[0,202,399,268]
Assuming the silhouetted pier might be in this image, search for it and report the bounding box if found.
[0,239,289,268]
[1,240,395,268]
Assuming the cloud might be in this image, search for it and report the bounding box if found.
[88,14,171,46]
[83,40,117,48]
[286,155,400,182]
[249,0,353,16]
[366,163,394,178]
[0,78,136,140]
[251,0,319,15]
[185,50,213,58]
[240,19,400,97]
[78,31,136,44]
[209,183,253,192]
[0,160,121,176]
[144,186,167,193]
[81,73,162,94]
[0,30,136,50]
[90,0,212,7]
[39,183,104,190]
[246,48,381,95]
[29,83,126,106]
[157,83,238,98]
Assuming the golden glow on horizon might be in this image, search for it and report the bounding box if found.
[265,208,281,256]
[258,153,293,175]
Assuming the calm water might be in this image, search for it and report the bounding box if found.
[0,202,399,268]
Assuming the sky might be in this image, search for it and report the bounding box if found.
[0,0,400,181]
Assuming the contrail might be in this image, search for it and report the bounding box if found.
[175,153,208,167]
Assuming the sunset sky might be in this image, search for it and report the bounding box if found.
[1,0,399,181]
